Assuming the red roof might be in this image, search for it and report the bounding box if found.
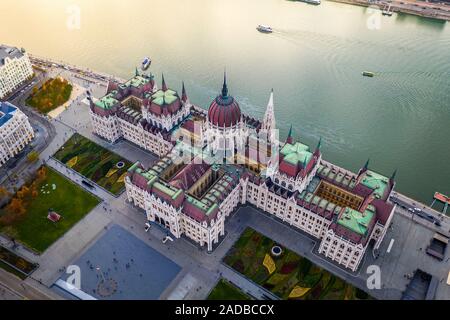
[208,96,241,127]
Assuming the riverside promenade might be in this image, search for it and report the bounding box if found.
[328,0,450,21]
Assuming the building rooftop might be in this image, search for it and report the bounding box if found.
[0,101,18,127]
[280,141,313,166]
[120,75,150,89]
[95,91,119,109]
[360,170,389,199]
[337,206,375,236]
[151,89,178,106]
[0,45,24,66]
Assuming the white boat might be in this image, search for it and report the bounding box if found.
[256,25,273,33]
[302,0,321,5]
[141,57,151,71]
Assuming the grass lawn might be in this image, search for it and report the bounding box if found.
[208,278,252,300]
[0,167,100,253]
[53,133,131,195]
[26,77,72,114]
[223,227,371,300]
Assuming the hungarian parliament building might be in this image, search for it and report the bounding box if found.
[89,69,396,272]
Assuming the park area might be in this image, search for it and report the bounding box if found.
[53,133,131,195]
[208,278,252,300]
[223,228,371,300]
[0,166,100,253]
[26,77,73,114]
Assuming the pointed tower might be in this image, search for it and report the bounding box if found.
[286,124,294,144]
[222,71,228,98]
[161,73,167,91]
[314,137,322,156]
[135,67,139,77]
[181,81,188,103]
[363,158,370,170]
[390,169,397,181]
[262,89,276,134]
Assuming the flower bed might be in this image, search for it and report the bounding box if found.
[223,227,371,300]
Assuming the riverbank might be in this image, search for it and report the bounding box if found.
[327,0,450,21]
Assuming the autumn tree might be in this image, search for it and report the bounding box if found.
[0,186,9,199]
[27,151,39,163]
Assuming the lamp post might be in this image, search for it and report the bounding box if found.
[96,266,106,283]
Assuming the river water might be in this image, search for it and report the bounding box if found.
[1,0,449,204]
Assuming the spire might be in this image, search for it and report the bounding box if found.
[390,169,397,181]
[181,81,188,102]
[262,89,276,138]
[286,124,294,144]
[221,71,228,98]
[162,73,167,91]
[316,137,322,150]
[363,158,370,170]
[135,67,139,77]
[314,137,322,156]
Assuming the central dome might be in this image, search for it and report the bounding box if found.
[208,74,241,128]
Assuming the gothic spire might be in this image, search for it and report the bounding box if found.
[162,73,167,91]
[262,88,276,135]
[363,158,370,170]
[391,169,397,181]
[181,81,188,102]
[286,124,294,144]
[222,71,228,98]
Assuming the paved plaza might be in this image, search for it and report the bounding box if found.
[57,224,181,300]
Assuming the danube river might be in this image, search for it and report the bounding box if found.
[1,0,449,204]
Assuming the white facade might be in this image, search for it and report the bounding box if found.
[0,45,33,99]
[0,102,34,167]
[104,73,395,272]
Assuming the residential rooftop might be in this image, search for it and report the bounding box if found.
[0,101,17,127]
[0,45,24,66]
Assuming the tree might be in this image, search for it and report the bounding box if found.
[0,186,9,199]
[36,166,47,183]
[16,185,31,201]
[4,198,26,218]
[27,151,39,163]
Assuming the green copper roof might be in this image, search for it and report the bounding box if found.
[186,195,218,216]
[360,170,389,199]
[121,75,150,88]
[280,142,313,166]
[95,91,119,109]
[153,181,182,200]
[337,207,375,236]
[151,89,178,105]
